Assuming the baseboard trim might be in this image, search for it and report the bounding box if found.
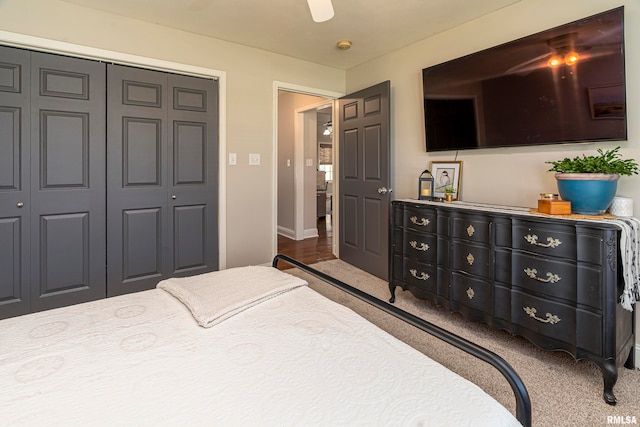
[277,225,295,240]
[304,228,319,239]
[277,226,319,241]
[635,344,640,369]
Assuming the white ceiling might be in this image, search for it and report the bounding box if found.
[61,0,521,70]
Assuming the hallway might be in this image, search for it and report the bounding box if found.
[277,216,335,268]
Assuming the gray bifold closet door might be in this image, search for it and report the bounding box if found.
[106,64,219,297]
[0,46,107,319]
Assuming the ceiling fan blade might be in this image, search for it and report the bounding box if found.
[505,52,552,74]
[307,0,334,23]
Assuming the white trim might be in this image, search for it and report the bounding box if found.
[304,228,320,239]
[635,344,640,369]
[0,30,229,269]
[277,225,296,240]
[272,81,342,257]
[294,108,306,241]
[275,81,343,99]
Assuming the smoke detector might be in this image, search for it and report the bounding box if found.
[337,40,352,50]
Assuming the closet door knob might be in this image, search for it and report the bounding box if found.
[17,202,24,208]
[171,195,177,199]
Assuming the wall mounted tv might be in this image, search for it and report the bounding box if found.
[423,7,626,152]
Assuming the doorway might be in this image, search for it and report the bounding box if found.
[275,87,338,264]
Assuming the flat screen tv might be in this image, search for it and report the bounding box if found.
[423,7,626,152]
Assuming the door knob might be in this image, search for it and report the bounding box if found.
[17,202,24,208]
[377,187,393,194]
[171,195,177,199]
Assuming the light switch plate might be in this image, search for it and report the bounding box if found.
[228,153,237,165]
[306,158,313,167]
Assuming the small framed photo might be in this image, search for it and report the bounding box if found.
[431,161,463,200]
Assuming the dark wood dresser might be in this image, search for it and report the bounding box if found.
[390,199,635,404]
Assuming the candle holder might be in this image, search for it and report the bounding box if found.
[418,169,434,200]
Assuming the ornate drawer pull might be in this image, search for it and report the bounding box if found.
[524,234,562,248]
[409,269,430,281]
[523,306,561,324]
[466,225,475,237]
[409,240,430,251]
[466,287,475,300]
[410,216,430,226]
[466,253,475,265]
[524,268,561,283]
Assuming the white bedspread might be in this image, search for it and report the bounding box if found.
[0,268,520,426]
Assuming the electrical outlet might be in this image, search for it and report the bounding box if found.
[249,153,260,166]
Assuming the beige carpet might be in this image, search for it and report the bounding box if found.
[286,259,640,427]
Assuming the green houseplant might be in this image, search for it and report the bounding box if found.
[443,185,456,201]
[546,147,638,215]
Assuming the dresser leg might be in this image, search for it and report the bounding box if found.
[389,284,396,303]
[602,360,618,405]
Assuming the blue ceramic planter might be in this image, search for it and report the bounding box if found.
[555,173,619,215]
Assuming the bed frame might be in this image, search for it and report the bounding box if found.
[272,254,532,427]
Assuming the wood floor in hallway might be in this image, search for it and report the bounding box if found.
[277,215,336,268]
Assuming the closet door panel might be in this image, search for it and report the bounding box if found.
[0,107,22,188]
[30,51,106,312]
[123,118,162,185]
[39,111,88,188]
[122,208,163,282]
[107,65,169,296]
[168,74,218,277]
[0,46,30,318]
[38,213,90,294]
[173,204,206,272]
[0,217,26,318]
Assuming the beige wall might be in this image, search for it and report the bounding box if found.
[346,0,639,210]
[0,0,345,268]
[344,0,639,361]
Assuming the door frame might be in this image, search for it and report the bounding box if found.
[272,82,343,257]
[0,30,229,269]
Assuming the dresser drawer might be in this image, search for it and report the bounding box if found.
[393,255,437,293]
[397,205,437,233]
[452,242,491,277]
[513,221,576,259]
[393,228,437,263]
[512,253,602,308]
[452,213,490,243]
[451,272,492,313]
[512,290,576,346]
[511,290,601,355]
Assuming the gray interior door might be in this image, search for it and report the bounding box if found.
[0,46,31,318]
[1,46,106,318]
[107,64,218,297]
[29,51,107,312]
[338,81,391,280]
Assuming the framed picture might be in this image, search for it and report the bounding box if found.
[588,84,625,119]
[431,161,462,200]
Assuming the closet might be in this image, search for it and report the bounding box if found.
[106,64,219,296]
[0,46,219,319]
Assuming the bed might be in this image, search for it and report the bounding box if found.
[0,254,531,426]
